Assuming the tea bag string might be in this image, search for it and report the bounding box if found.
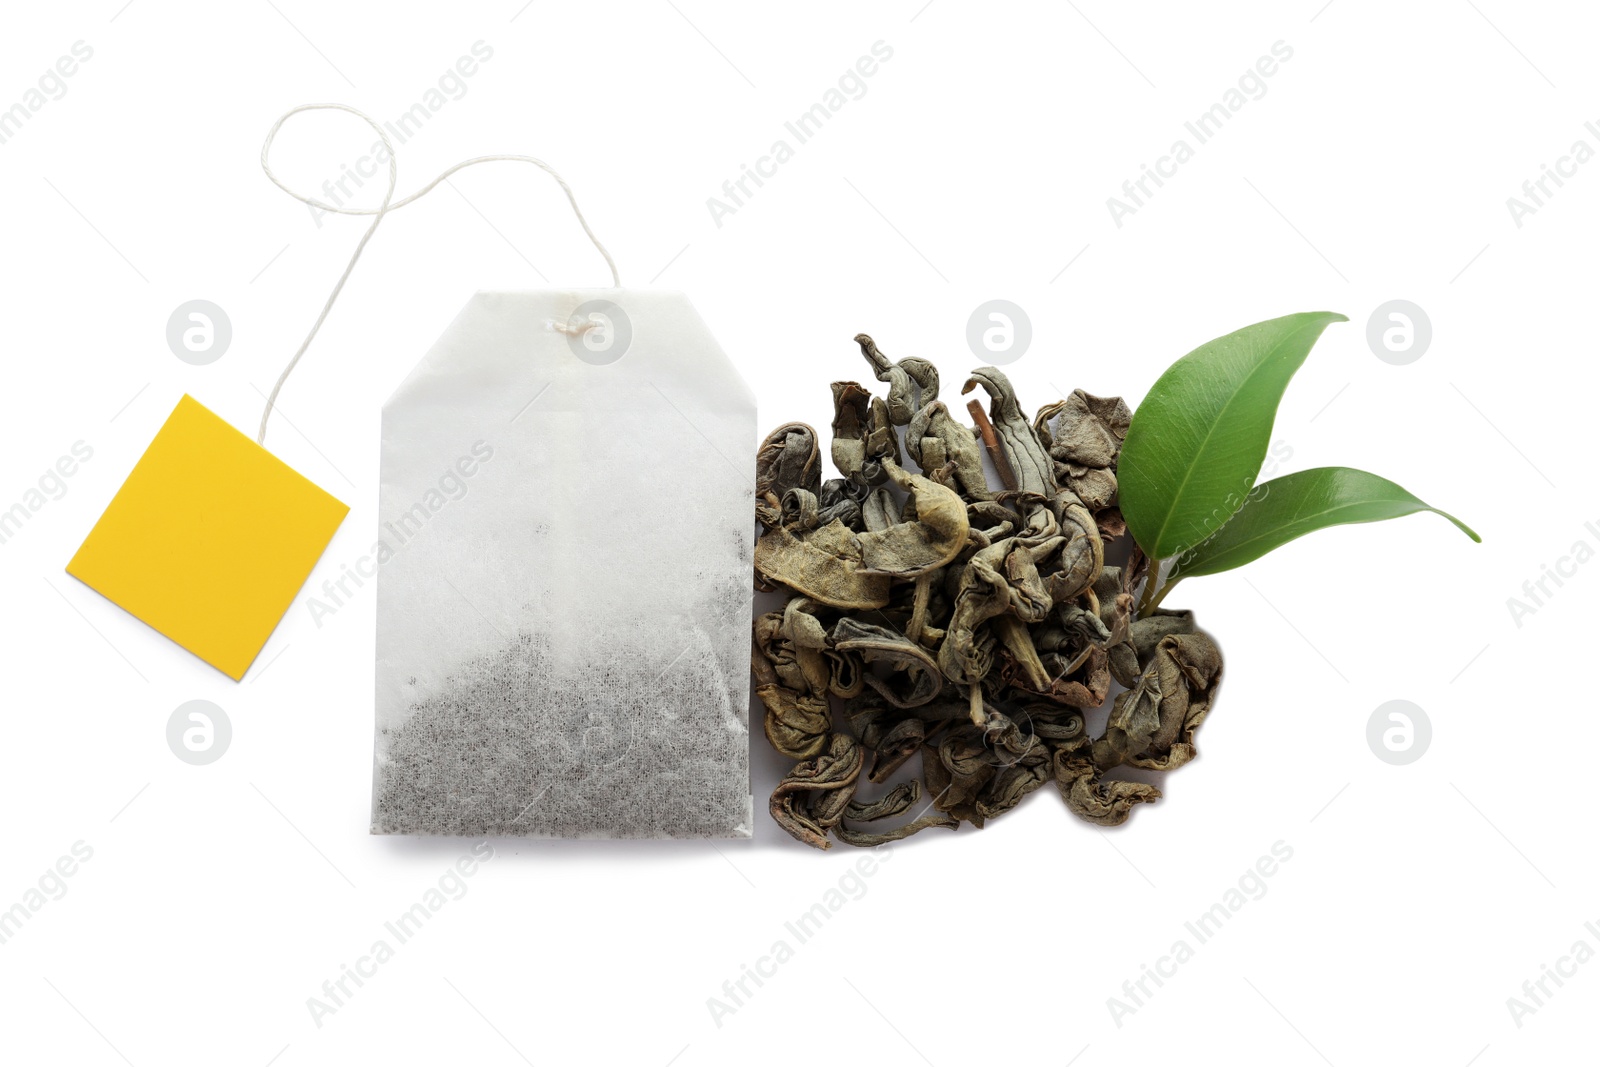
[256,102,621,445]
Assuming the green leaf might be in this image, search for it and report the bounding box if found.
[1171,466,1481,579]
[1119,311,1347,560]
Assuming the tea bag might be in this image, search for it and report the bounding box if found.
[246,104,754,837]
[370,290,756,838]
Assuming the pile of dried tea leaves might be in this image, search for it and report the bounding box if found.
[751,335,1222,849]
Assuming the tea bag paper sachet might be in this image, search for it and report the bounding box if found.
[371,290,756,838]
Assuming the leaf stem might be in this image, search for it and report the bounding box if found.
[1136,562,1162,618]
[966,399,1018,492]
[1145,576,1181,617]
[1135,562,1182,619]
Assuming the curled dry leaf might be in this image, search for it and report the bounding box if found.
[1053,740,1163,827]
[833,811,960,848]
[831,381,900,487]
[756,422,821,529]
[1035,389,1131,515]
[751,612,831,761]
[856,333,940,426]
[963,366,1056,498]
[1097,629,1222,773]
[754,521,892,610]
[858,459,970,577]
[846,778,921,822]
[830,617,945,709]
[908,401,992,502]
[770,733,864,850]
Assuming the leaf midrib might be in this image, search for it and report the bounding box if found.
[1146,332,1311,557]
[1189,498,1416,570]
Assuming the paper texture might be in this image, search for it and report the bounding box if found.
[371,290,755,837]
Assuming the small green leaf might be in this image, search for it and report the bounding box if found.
[1119,311,1347,560]
[1171,466,1481,579]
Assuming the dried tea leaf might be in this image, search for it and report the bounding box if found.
[924,725,1000,827]
[1109,608,1196,688]
[993,614,1050,690]
[754,520,892,610]
[856,333,940,425]
[752,615,830,761]
[831,617,945,709]
[752,611,812,693]
[1097,631,1223,773]
[780,596,831,651]
[846,779,921,822]
[1025,705,1085,744]
[1053,743,1162,827]
[977,743,1052,820]
[907,401,992,502]
[860,485,902,532]
[1044,493,1104,603]
[938,537,1053,686]
[817,477,868,530]
[1041,390,1131,469]
[966,500,1022,547]
[771,733,864,850]
[1096,506,1127,541]
[1065,464,1120,511]
[833,812,959,847]
[756,422,821,528]
[867,716,928,783]
[755,683,830,762]
[1008,641,1111,708]
[962,367,1057,499]
[831,381,900,487]
[972,712,1053,820]
[857,460,970,578]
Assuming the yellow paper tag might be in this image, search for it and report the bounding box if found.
[66,394,348,680]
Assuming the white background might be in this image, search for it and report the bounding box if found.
[0,1,1591,1063]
